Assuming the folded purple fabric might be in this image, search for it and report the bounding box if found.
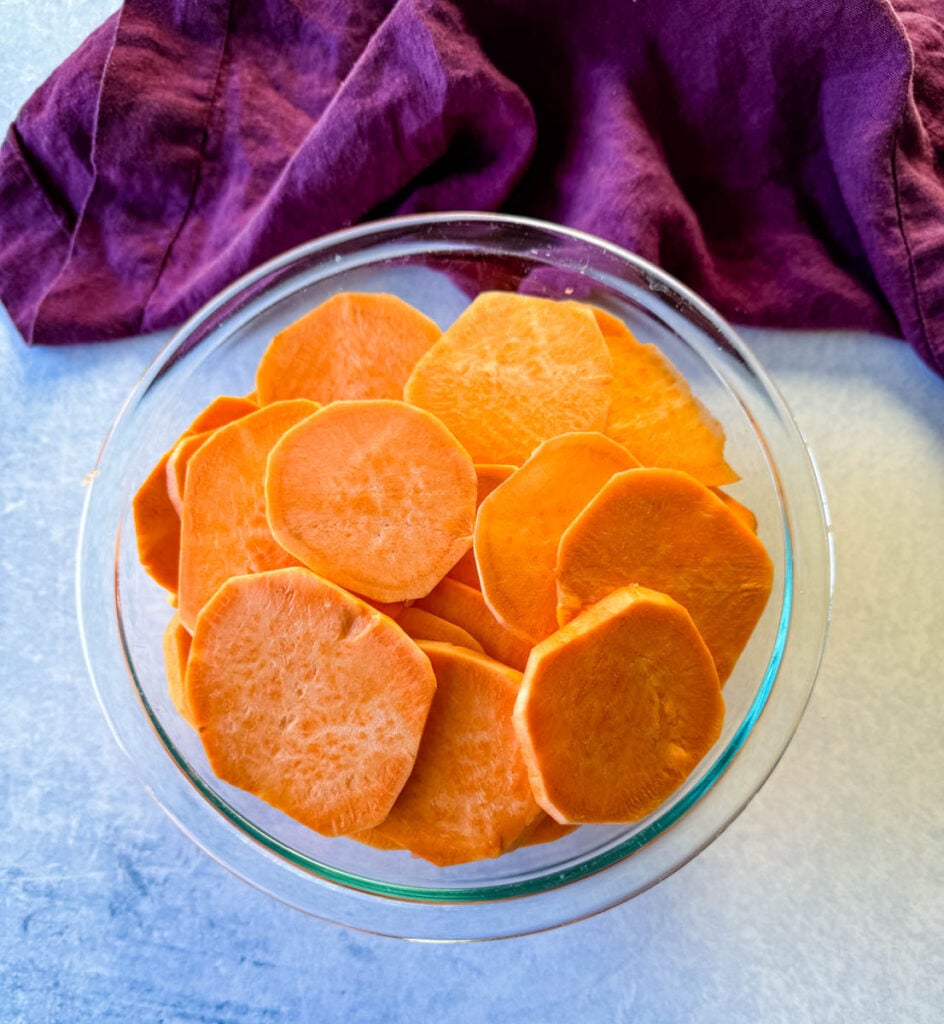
[2,0,943,376]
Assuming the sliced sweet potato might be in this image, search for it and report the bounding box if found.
[349,830,403,851]
[133,290,775,866]
[132,454,185,593]
[511,813,577,849]
[187,395,259,432]
[255,292,442,405]
[177,399,318,631]
[580,304,737,486]
[711,487,758,533]
[447,464,516,589]
[473,464,518,499]
[185,567,437,837]
[265,400,477,604]
[161,612,194,726]
[556,468,774,683]
[396,607,484,653]
[132,394,258,592]
[356,595,407,620]
[166,432,210,515]
[583,306,628,337]
[404,292,613,465]
[359,642,541,865]
[514,585,724,824]
[413,577,532,671]
[474,432,638,642]
[445,551,483,591]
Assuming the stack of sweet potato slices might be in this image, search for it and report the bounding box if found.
[133,290,774,865]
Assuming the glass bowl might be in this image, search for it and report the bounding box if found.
[77,213,832,941]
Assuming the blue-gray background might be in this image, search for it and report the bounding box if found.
[2,3,942,1021]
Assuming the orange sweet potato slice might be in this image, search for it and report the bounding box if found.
[188,395,259,431]
[474,464,518,498]
[254,292,442,405]
[474,432,638,643]
[404,292,613,465]
[166,432,210,515]
[132,454,185,593]
[514,585,725,824]
[161,612,194,726]
[511,813,577,849]
[579,304,737,486]
[356,595,407,620]
[132,395,258,592]
[711,487,758,533]
[349,830,403,851]
[556,468,773,683]
[584,306,629,337]
[265,400,477,604]
[185,567,437,836]
[413,577,531,671]
[445,552,482,591]
[359,641,541,865]
[447,464,515,589]
[177,399,318,631]
[396,607,485,653]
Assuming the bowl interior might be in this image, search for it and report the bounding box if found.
[80,214,831,938]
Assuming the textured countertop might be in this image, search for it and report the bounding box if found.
[2,4,942,1022]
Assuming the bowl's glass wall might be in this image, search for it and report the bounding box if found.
[79,214,831,939]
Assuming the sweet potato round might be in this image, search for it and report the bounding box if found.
[360,641,541,865]
[404,292,613,465]
[514,585,724,825]
[265,400,477,603]
[185,568,437,837]
[556,467,774,683]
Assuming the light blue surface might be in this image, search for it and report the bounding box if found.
[2,5,943,1022]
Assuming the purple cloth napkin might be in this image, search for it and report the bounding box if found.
[2,0,943,376]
